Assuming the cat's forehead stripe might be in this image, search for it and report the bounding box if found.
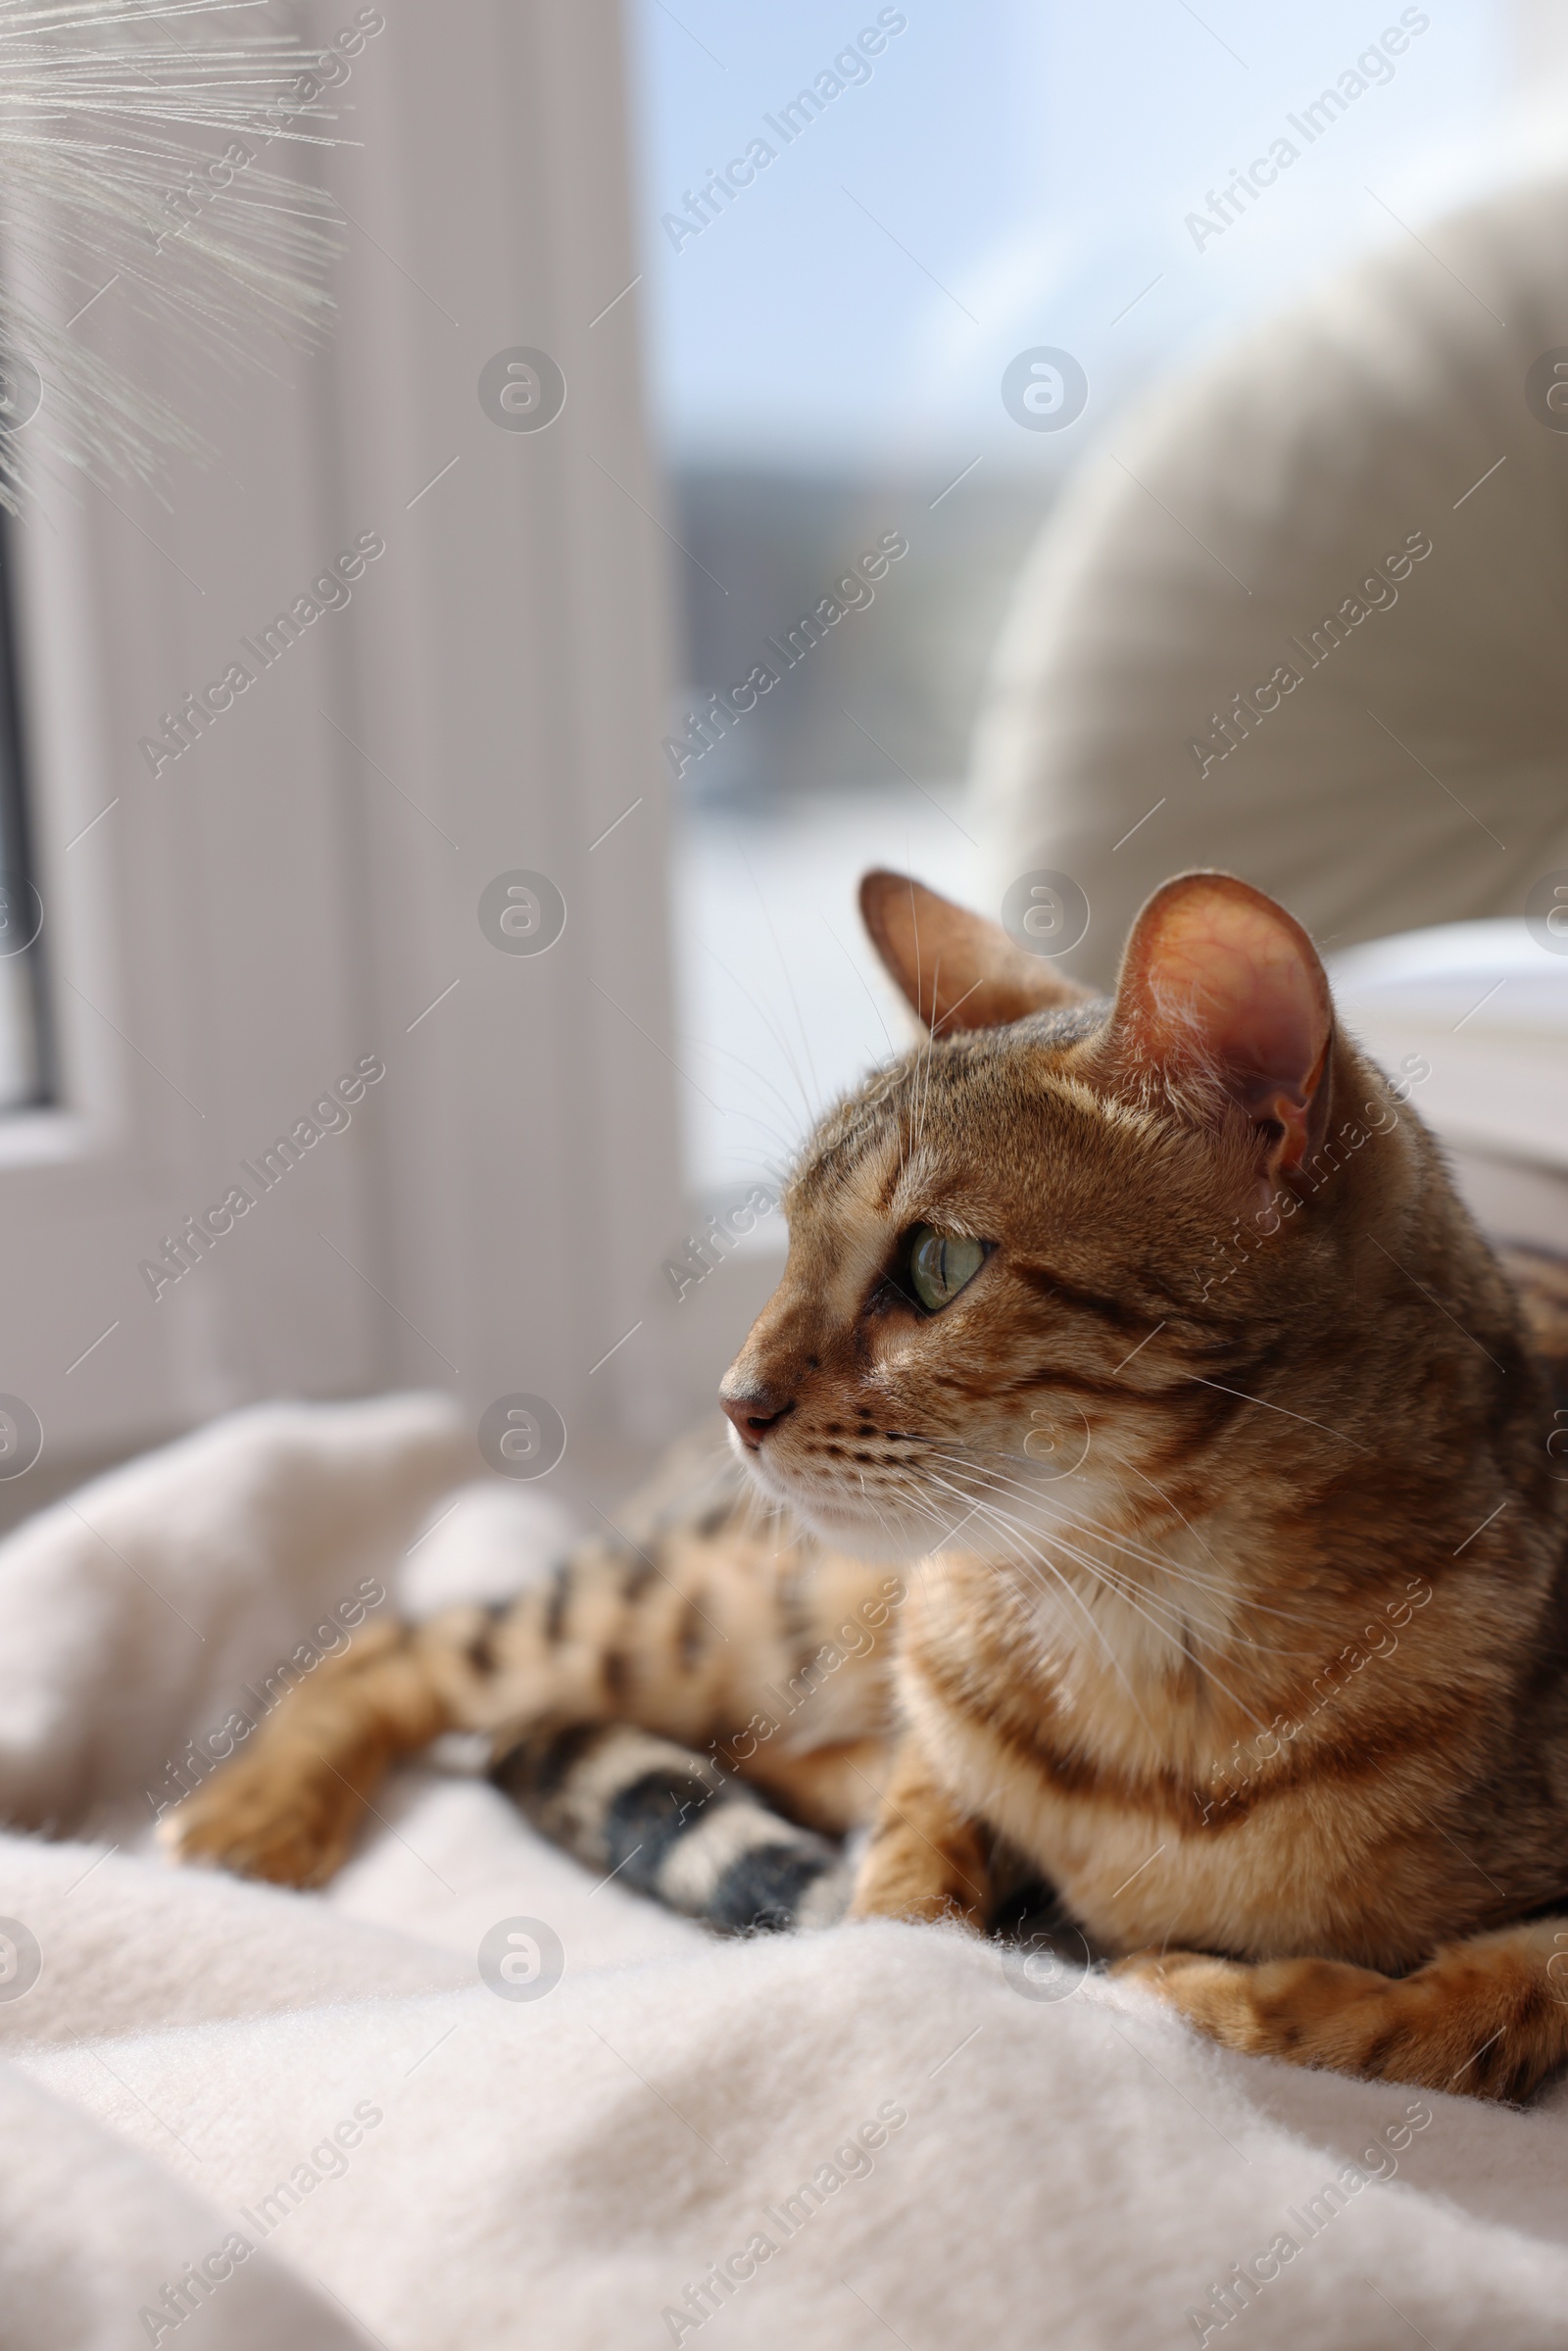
[835,1127,905,1228]
[808,1132,905,1318]
[804,1045,1144,1193]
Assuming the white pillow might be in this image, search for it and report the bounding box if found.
[973,173,1568,991]
[1331,919,1568,1244]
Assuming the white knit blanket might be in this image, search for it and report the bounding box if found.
[1,1396,1565,2351]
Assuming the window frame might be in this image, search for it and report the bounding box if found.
[0,0,700,1475]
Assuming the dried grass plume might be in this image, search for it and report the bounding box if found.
[0,0,347,508]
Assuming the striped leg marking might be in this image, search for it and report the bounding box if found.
[1114,1920,1568,2101]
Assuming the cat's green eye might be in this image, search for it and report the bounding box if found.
[907,1225,987,1312]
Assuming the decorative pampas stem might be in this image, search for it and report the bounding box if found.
[0,0,346,509]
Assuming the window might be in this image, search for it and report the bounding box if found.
[627,0,1552,1203]
[0,514,46,1109]
[0,0,687,1477]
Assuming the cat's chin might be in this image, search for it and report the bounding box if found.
[727,1429,934,1561]
[792,1501,934,1561]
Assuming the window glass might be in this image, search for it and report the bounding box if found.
[628,0,1536,1193]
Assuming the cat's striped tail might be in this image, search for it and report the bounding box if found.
[492,1722,853,1933]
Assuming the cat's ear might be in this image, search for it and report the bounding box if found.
[1095,872,1333,1177]
[859,871,1094,1037]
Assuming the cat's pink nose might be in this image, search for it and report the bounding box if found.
[719,1381,795,1449]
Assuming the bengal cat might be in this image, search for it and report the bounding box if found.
[168,868,1568,2103]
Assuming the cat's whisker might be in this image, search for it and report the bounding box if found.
[950,1483,1206,1650]
[923,1446,1324,1647]
[676,1038,808,1154]
[676,1012,810,1118]
[906,919,940,1166]
[910,1467,1162,1720]
[917,965,943,1154]
[947,1497,1168,1735]
[1123,1457,1217,1561]
[817,913,899,1066]
[934,1459,1331,1668]
[984,1513,1273,1731]
[738,850,825,1128]
[695,935,819,1135]
[935,1494,1138,1674]
[914,1463,1277,1727]
[922,1447,1246,1603]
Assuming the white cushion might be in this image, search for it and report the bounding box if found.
[973,174,1568,983]
[972,175,1568,1246]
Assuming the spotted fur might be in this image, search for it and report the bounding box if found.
[170,870,1568,2099]
[165,1422,903,1914]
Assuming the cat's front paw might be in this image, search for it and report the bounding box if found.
[1110,1946,1397,2071]
[848,1878,984,1929]
[848,1833,987,1929]
[1110,1946,1261,2036]
[160,1752,365,1888]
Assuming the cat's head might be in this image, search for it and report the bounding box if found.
[718,868,1411,1561]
